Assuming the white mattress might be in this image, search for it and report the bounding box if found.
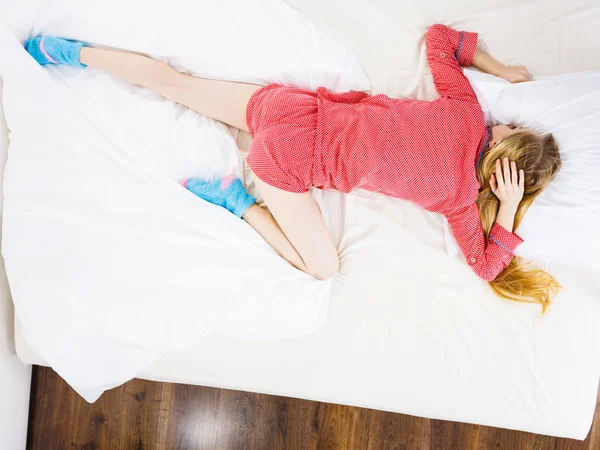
[15,259,600,440]
[6,0,600,441]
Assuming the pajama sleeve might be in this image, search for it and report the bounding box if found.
[445,203,524,281]
[425,24,480,103]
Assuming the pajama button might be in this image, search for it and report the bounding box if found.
[440,52,446,58]
[470,257,476,263]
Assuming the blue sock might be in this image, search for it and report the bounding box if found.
[23,36,87,68]
[181,176,256,218]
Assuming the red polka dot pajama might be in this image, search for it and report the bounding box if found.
[245,24,524,281]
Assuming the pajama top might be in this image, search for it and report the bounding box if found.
[245,24,524,281]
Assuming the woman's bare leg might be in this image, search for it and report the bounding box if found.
[244,175,339,280]
[79,47,261,131]
[79,47,338,279]
[242,204,308,273]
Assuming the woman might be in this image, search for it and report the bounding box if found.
[24,24,562,310]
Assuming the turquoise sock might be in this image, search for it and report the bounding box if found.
[181,176,256,218]
[23,36,87,68]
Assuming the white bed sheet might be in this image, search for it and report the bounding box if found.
[5,0,600,441]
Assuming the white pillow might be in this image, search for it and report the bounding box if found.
[444,70,600,272]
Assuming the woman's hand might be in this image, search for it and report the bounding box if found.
[490,158,525,209]
[499,65,532,83]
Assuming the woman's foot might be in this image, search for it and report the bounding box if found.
[181,175,256,218]
[23,36,87,68]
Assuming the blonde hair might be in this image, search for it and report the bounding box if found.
[476,130,562,313]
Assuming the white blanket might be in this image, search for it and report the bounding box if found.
[0,0,372,400]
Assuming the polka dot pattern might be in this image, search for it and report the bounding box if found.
[245,24,524,281]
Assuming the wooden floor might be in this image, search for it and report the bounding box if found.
[27,366,600,450]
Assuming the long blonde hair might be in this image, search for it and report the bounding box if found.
[476,130,562,313]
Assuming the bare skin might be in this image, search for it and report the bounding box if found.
[489,124,524,148]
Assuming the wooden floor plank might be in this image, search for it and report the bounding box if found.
[429,420,482,450]
[367,409,428,450]
[314,403,370,450]
[286,397,323,450]
[165,384,221,449]
[26,366,600,450]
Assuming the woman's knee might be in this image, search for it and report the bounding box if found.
[308,255,340,280]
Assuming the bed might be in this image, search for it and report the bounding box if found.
[2,0,600,440]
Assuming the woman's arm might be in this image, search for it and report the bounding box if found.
[471,48,505,77]
[424,24,479,102]
[445,203,523,281]
[495,203,517,232]
[445,158,525,281]
[472,48,532,83]
[490,157,525,232]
